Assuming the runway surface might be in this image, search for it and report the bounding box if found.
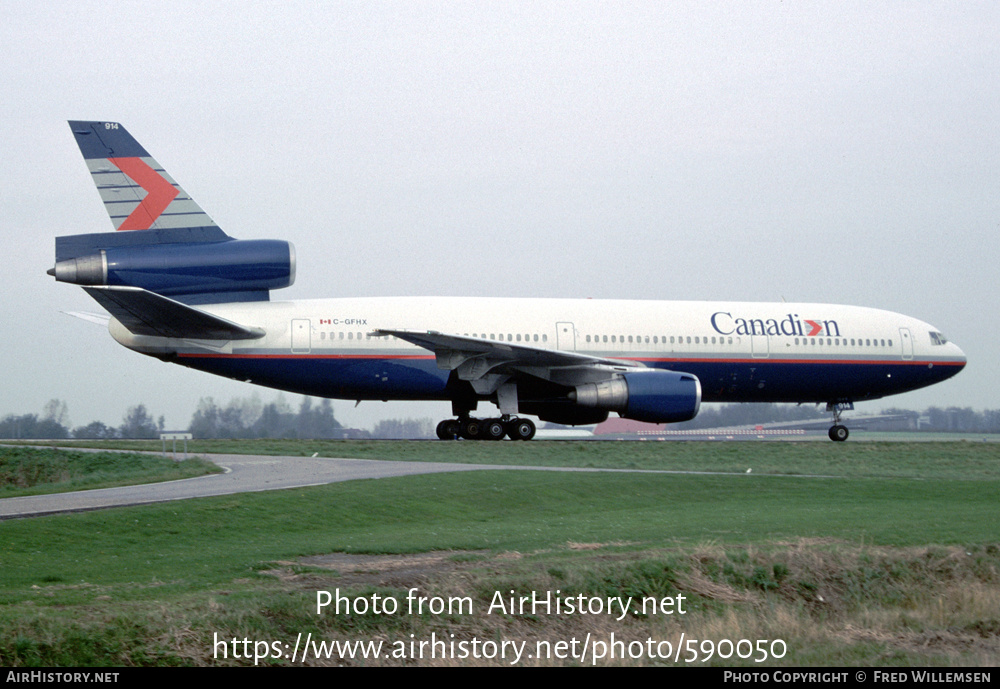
[0,453,506,519]
[0,449,780,519]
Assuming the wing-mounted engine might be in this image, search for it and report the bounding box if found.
[569,370,702,423]
[378,329,702,428]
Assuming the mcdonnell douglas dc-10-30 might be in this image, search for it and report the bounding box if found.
[50,121,966,441]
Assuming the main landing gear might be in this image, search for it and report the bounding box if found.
[436,416,536,441]
[826,402,852,442]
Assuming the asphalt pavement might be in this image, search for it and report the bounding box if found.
[0,453,496,519]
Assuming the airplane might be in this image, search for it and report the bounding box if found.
[49,121,967,442]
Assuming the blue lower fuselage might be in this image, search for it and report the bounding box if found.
[174,351,963,404]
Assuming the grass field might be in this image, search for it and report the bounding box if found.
[1,441,997,666]
[0,446,220,497]
[36,436,1000,479]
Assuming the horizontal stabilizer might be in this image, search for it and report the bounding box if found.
[83,286,265,340]
[62,311,111,327]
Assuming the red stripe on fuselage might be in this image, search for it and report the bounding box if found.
[108,157,179,231]
[177,353,435,360]
[172,352,963,367]
[636,357,965,366]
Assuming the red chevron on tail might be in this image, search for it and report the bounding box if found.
[108,157,180,231]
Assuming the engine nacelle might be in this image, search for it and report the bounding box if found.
[570,370,701,424]
[50,239,295,300]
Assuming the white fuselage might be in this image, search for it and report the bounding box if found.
[108,296,966,406]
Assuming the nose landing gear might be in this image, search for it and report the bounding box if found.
[828,424,849,442]
[826,402,853,442]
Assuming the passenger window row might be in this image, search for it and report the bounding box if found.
[315,328,896,350]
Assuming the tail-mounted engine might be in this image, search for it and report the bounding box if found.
[49,238,295,303]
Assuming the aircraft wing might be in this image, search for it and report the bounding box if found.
[374,328,643,391]
[83,285,265,340]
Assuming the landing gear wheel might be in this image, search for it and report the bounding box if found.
[826,402,853,442]
[484,419,506,441]
[461,419,483,440]
[436,419,460,440]
[829,425,849,442]
[506,418,536,441]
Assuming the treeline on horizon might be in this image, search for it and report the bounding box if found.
[1,397,999,440]
[0,396,432,440]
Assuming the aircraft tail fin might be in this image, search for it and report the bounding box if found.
[53,121,294,304]
[67,121,223,237]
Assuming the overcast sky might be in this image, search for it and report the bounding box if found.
[2,1,997,431]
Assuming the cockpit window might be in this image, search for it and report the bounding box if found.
[929,331,948,346]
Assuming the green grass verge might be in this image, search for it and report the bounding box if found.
[2,440,998,666]
[2,471,995,603]
[0,446,221,497]
[40,438,1000,480]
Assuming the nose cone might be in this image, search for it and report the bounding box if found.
[952,342,968,370]
[938,340,967,383]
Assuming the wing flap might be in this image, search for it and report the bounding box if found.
[83,285,264,340]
